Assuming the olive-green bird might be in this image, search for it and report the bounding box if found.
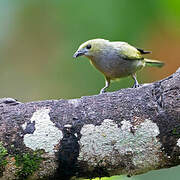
[73,39,164,94]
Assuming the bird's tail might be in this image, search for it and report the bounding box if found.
[144,59,164,68]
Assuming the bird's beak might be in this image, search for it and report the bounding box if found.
[73,49,87,58]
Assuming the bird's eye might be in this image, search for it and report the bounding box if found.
[86,44,91,49]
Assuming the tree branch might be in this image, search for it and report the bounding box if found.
[0,68,180,180]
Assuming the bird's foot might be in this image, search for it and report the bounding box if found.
[99,88,106,94]
[132,83,140,88]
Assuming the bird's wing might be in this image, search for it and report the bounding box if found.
[113,42,144,60]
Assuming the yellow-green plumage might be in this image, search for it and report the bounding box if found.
[73,39,164,93]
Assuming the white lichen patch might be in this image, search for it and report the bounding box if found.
[121,120,132,131]
[177,138,180,147]
[78,119,162,172]
[23,108,63,154]
[21,122,27,130]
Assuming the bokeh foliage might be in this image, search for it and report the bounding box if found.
[0,0,179,101]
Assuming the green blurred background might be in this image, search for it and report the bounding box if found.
[0,0,179,179]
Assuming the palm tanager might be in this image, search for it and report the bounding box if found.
[73,39,164,94]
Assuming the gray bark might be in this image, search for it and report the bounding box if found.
[0,68,180,180]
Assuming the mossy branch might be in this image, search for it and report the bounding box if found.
[0,68,179,180]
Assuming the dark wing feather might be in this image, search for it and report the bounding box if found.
[136,48,151,54]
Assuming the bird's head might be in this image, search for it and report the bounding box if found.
[73,39,109,59]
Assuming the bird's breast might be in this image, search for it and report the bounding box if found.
[90,55,145,79]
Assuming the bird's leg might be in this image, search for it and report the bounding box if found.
[131,73,140,88]
[100,78,110,94]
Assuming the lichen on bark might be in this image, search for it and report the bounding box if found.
[0,142,8,176]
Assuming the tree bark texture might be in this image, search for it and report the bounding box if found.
[0,68,179,180]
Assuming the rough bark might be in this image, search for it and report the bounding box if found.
[0,68,180,180]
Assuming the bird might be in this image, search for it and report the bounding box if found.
[73,39,164,94]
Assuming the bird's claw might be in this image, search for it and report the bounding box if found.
[132,83,140,88]
[100,88,106,94]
